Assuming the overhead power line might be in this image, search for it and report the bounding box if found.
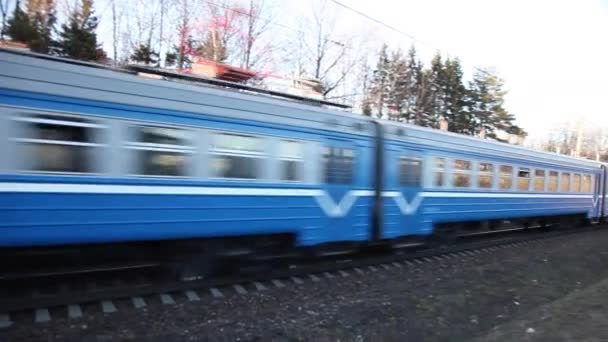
[327,0,494,76]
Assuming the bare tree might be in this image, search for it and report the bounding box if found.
[234,0,272,69]
[293,0,359,97]
[0,0,12,40]
[109,0,123,64]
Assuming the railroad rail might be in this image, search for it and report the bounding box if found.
[0,224,604,327]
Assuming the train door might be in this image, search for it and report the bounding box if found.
[320,139,360,242]
[384,146,424,239]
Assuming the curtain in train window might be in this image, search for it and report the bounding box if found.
[534,169,546,191]
[499,165,514,190]
[548,171,559,192]
[518,168,531,191]
[561,173,571,192]
[572,174,582,192]
[453,160,471,188]
[478,162,494,188]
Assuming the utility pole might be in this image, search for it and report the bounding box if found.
[574,119,583,158]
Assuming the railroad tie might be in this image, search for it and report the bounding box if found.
[272,279,286,288]
[101,300,117,314]
[0,313,13,329]
[392,262,402,268]
[381,264,391,270]
[323,272,335,279]
[291,276,304,285]
[67,304,83,319]
[132,297,147,309]
[185,291,201,301]
[309,274,321,282]
[34,308,51,323]
[354,267,365,274]
[339,270,349,277]
[160,293,176,305]
[368,265,378,272]
[210,288,224,298]
[253,282,268,291]
[234,284,248,295]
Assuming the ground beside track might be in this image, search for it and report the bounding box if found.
[3,228,608,342]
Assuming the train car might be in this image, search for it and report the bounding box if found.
[0,49,381,275]
[0,48,605,278]
[380,121,607,241]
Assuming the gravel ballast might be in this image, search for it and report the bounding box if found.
[3,228,608,341]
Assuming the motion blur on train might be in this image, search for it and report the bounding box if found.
[0,48,606,279]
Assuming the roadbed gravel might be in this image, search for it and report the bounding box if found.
[3,228,608,341]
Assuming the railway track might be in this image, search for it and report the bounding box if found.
[0,224,604,328]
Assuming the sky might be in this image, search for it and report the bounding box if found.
[6,0,604,141]
[273,0,608,141]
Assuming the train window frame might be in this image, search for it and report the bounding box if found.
[560,172,571,192]
[125,124,195,178]
[323,146,355,184]
[517,167,531,191]
[478,162,494,189]
[572,174,582,192]
[582,174,592,193]
[209,132,265,180]
[432,157,446,187]
[534,169,546,192]
[399,156,423,187]
[548,171,559,192]
[499,165,514,190]
[279,140,304,182]
[453,159,472,188]
[13,113,106,175]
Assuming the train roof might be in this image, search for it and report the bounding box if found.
[0,48,602,170]
[382,119,602,169]
[0,48,375,137]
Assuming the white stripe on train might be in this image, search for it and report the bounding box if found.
[0,182,598,217]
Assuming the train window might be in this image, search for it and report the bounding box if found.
[582,175,592,193]
[572,174,582,192]
[128,125,192,177]
[16,114,103,173]
[323,147,354,184]
[534,169,545,192]
[211,133,263,179]
[561,173,571,192]
[399,157,422,187]
[433,157,445,187]
[279,140,303,181]
[548,171,559,192]
[499,165,513,190]
[478,162,494,188]
[453,160,471,188]
[518,168,530,191]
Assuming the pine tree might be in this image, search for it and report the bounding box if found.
[58,0,104,61]
[131,44,159,65]
[467,69,526,140]
[367,44,391,118]
[442,58,468,134]
[6,0,34,43]
[385,50,407,121]
[401,46,422,124]
[196,32,228,63]
[26,0,57,54]
[424,52,446,127]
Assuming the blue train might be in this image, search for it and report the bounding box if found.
[0,49,606,275]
